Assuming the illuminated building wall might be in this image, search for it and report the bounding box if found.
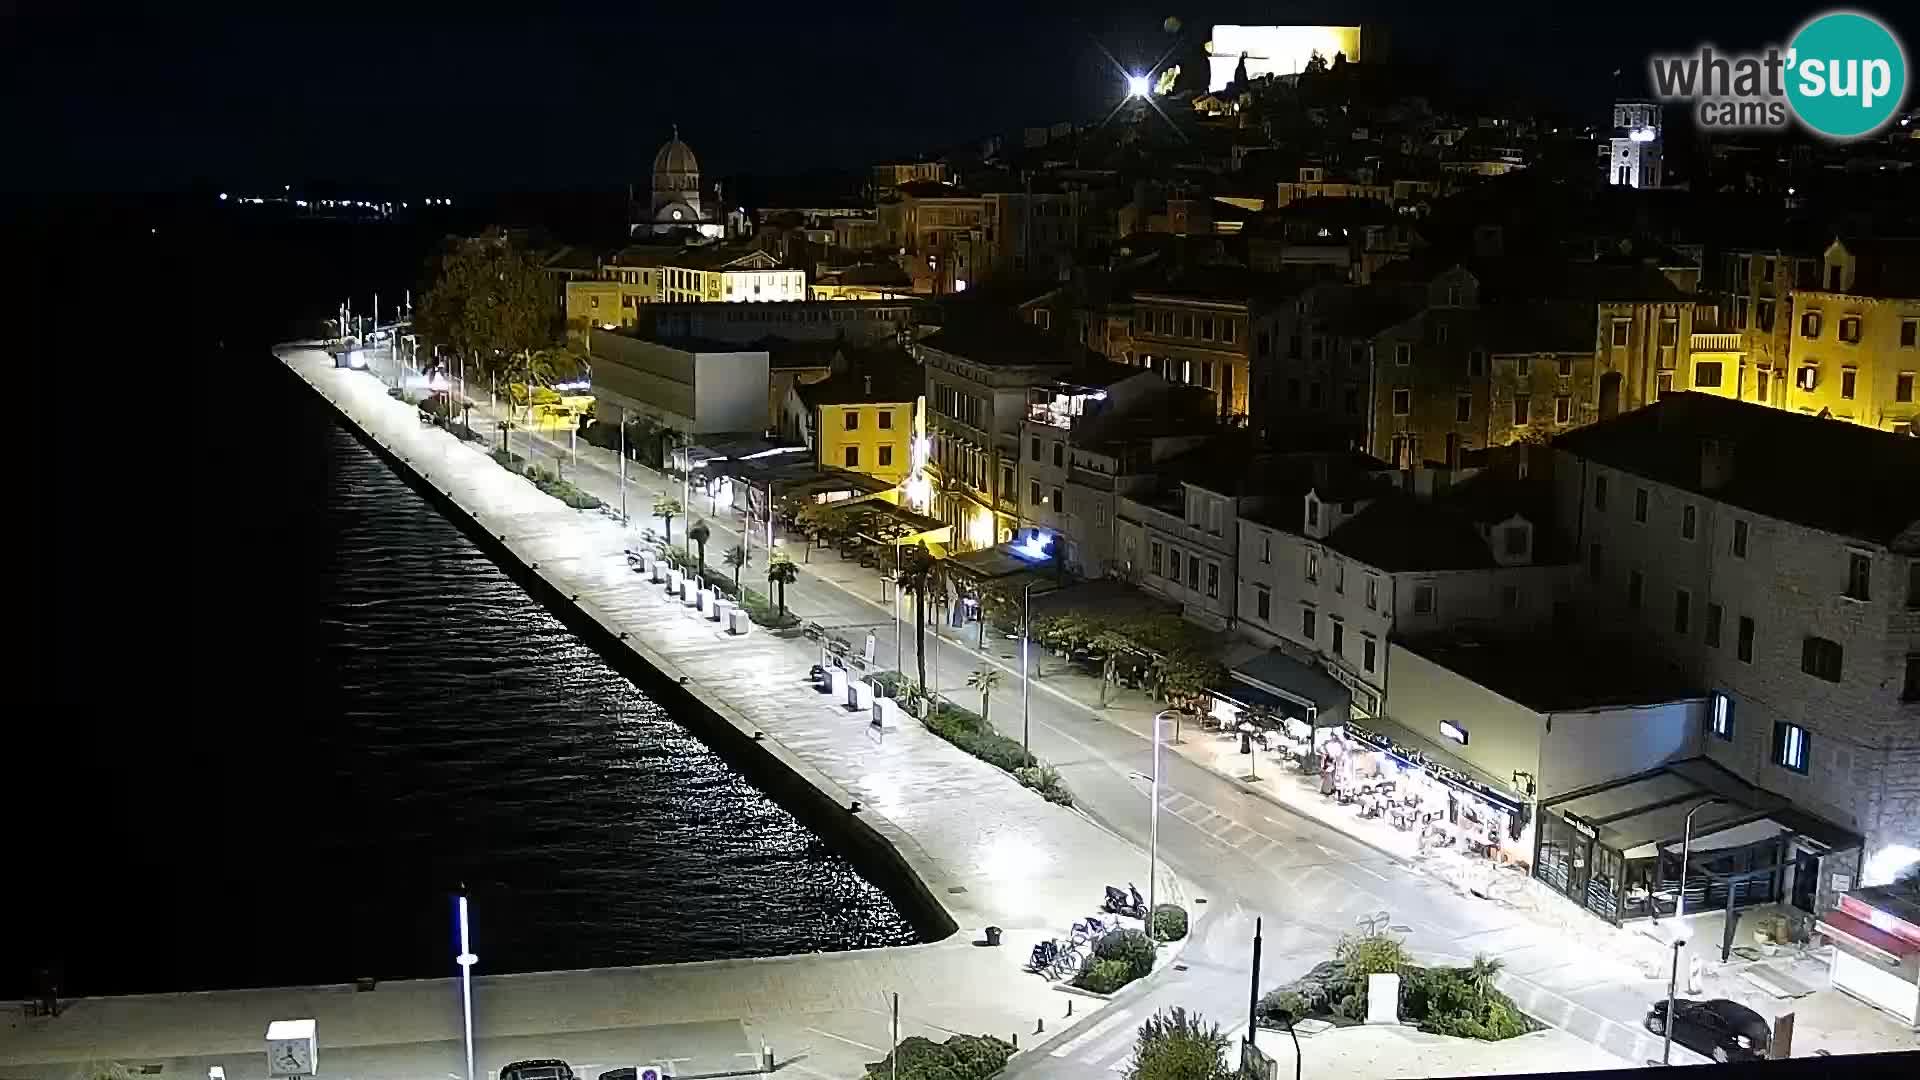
[1607,102,1663,189]
[815,398,918,484]
[1206,25,1363,91]
[566,279,657,334]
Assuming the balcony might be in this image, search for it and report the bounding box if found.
[1691,333,1744,352]
[1069,465,1116,491]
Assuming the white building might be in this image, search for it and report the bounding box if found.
[1235,459,1573,719]
[1552,392,1920,910]
[1608,101,1663,189]
[587,331,771,436]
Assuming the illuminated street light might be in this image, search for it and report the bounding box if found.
[1126,73,1151,98]
[454,891,478,1080]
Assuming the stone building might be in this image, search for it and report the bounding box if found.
[1552,393,1920,909]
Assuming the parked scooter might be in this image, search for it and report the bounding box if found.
[1102,883,1147,919]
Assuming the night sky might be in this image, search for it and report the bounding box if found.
[9,1,1909,194]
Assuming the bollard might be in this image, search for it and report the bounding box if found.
[1011,1033,1018,1050]
[1036,1018,1044,1034]
[1066,1000,1073,1017]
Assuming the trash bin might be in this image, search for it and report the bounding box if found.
[984,925,1003,946]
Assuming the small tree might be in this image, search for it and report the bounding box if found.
[767,551,799,615]
[1092,629,1134,708]
[687,519,711,578]
[723,543,746,591]
[966,668,1003,726]
[1125,1008,1232,1080]
[653,495,682,546]
[895,542,943,692]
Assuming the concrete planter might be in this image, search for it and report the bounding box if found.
[726,608,751,636]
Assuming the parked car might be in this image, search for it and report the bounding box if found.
[501,1060,576,1080]
[1645,998,1771,1062]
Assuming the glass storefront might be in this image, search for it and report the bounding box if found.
[1328,721,1534,864]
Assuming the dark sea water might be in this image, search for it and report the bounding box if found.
[21,202,916,998]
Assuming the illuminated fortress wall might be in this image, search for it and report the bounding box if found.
[1206,25,1364,90]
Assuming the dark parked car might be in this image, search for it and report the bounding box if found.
[501,1060,576,1080]
[1645,998,1771,1062]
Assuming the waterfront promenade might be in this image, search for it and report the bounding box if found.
[0,346,1170,1080]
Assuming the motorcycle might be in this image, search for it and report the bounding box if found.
[1102,883,1147,919]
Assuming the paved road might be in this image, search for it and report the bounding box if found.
[364,359,1682,1074]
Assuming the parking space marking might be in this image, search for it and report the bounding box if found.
[804,1028,883,1053]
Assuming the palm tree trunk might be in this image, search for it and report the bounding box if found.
[914,592,928,691]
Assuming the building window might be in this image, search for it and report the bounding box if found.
[1331,619,1345,656]
[1845,551,1872,601]
[1363,635,1378,673]
[879,445,893,468]
[1898,372,1916,403]
[1167,548,1180,581]
[1413,583,1436,615]
[1365,576,1379,611]
[1838,316,1862,344]
[1773,722,1811,775]
[1558,355,1574,378]
[1681,505,1697,540]
[1052,442,1064,467]
[1391,389,1411,415]
[1628,569,1644,609]
[1796,364,1819,391]
[1673,589,1691,635]
[1029,479,1042,505]
[1222,320,1235,344]
[1187,557,1200,591]
[1206,561,1219,598]
[1503,525,1527,557]
[1694,361,1723,388]
[1555,395,1571,423]
[1029,436,1040,462]
[1456,395,1471,422]
[1802,311,1822,338]
[1150,541,1163,576]
[1050,487,1063,512]
[1306,550,1320,584]
[1589,543,1604,581]
[1634,488,1649,524]
[1657,372,1674,398]
[1732,519,1749,558]
[1000,464,1014,497]
[1801,636,1843,682]
[1757,368,1771,401]
[878,410,893,429]
[1395,343,1412,366]
[1256,586,1270,621]
[1512,395,1530,425]
[842,409,861,431]
[1611,319,1630,347]
[1334,561,1346,595]
[1737,615,1755,663]
[1306,500,1320,529]
[1468,350,1487,376]
[1594,475,1608,511]
[1301,606,1317,641]
[1200,316,1214,340]
[844,446,859,467]
[1659,318,1679,347]
[1709,692,1734,741]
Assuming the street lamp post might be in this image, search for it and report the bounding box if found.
[1657,797,1724,1067]
[617,404,627,525]
[1147,710,1169,941]
[454,890,478,1080]
[1020,580,1039,757]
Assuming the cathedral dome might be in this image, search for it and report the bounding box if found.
[653,133,699,180]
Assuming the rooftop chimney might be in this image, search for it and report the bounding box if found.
[1700,438,1735,492]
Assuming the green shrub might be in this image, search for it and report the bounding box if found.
[1261,990,1307,1023]
[1014,764,1074,806]
[1335,931,1409,978]
[1128,1008,1234,1080]
[1150,903,1189,941]
[1332,990,1365,1022]
[1073,959,1134,995]
[926,705,1033,771]
[1095,928,1157,980]
[490,448,526,472]
[1399,962,1536,1041]
[863,1034,1013,1080]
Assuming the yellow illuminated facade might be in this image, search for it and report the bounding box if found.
[816,399,919,484]
[1205,25,1363,90]
[565,278,657,333]
[1786,292,1920,432]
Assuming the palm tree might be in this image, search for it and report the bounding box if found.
[1466,954,1505,999]
[653,495,682,546]
[687,519,711,580]
[967,667,1003,727]
[723,543,746,592]
[894,542,942,692]
[766,551,799,616]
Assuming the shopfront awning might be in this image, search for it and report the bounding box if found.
[1229,650,1352,727]
[1543,756,1863,858]
[1817,910,1920,965]
[1207,680,1313,724]
[1346,717,1528,815]
[1628,817,1789,860]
